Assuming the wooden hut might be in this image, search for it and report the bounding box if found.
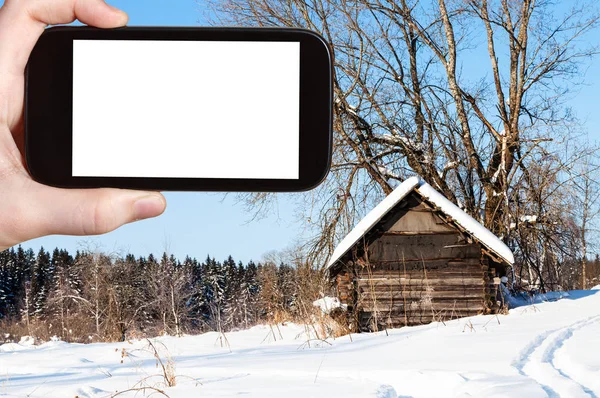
[327,176,514,332]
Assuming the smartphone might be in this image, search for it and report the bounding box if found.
[25,27,332,191]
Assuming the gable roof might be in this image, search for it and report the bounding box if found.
[327,176,515,269]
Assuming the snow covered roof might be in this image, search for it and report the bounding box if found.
[327,176,515,269]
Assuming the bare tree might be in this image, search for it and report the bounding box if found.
[104,255,151,341]
[207,0,599,272]
[74,250,116,340]
[47,249,83,341]
[569,146,600,289]
[142,254,194,337]
[164,255,195,336]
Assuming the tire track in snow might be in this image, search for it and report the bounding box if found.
[512,315,600,398]
[551,320,600,397]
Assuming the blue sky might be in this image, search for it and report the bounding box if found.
[4,0,600,262]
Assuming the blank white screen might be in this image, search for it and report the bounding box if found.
[72,40,300,179]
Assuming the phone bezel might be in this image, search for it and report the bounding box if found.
[25,26,332,192]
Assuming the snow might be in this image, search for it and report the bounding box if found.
[491,167,502,183]
[313,296,347,314]
[1,290,600,397]
[328,176,514,269]
[592,284,600,290]
[380,132,426,152]
[520,215,538,223]
[500,287,571,309]
[18,336,35,346]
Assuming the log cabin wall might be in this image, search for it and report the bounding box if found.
[334,192,504,332]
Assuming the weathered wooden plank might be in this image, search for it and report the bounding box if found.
[359,297,484,305]
[372,262,483,270]
[335,261,485,276]
[358,290,484,298]
[357,277,485,286]
[361,297,483,304]
[367,260,483,268]
[357,272,484,278]
[369,258,483,270]
[357,280,485,287]
[359,296,484,304]
[359,313,483,324]
[358,309,484,327]
[369,315,482,328]
[360,264,484,271]
[357,275,485,283]
[380,308,483,316]
[360,305,484,314]
[367,234,481,262]
[357,262,484,274]
[360,308,483,318]
[360,298,484,307]
[361,311,483,321]
[358,288,485,297]
[362,260,481,267]
[358,285,485,293]
[357,274,485,280]
[362,298,480,307]
[357,277,485,285]
[359,303,484,312]
[361,320,469,329]
[359,294,486,303]
[357,257,482,265]
[360,271,485,280]
[359,290,485,299]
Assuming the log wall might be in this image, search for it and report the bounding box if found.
[336,256,496,330]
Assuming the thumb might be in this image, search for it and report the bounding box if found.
[15,181,166,241]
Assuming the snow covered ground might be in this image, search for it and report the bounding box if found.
[1,289,600,398]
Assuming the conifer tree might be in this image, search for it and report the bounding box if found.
[242,260,260,327]
[222,256,242,331]
[30,247,52,317]
[187,255,209,330]
[0,248,13,318]
[205,256,226,334]
[48,249,82,340]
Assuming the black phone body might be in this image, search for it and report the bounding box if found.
[25,27,332,192]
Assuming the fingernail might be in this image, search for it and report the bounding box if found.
[116,10,129,25]
[133,195,166,220]
[107,3,129,25]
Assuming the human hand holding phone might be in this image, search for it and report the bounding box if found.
[0,0,167,251]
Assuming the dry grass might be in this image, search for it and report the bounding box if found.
[109,338,202,398]
[145,339,177,387]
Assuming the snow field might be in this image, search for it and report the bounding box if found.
[1,289,599,397]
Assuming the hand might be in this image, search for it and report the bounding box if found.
[0,0,166,251]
